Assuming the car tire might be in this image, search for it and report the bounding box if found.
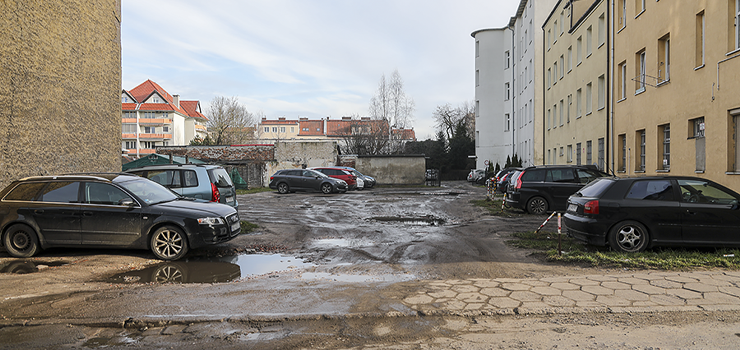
[321,183,333,194]
[608,220,649,253]
[153,263,186,283]
[526,196,548,215]
[150,225,189,261]
[277,182,289,194]
[3,224,40,258]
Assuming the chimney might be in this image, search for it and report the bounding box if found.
[299,117,308,121]
[279,117,286,121]
[262,116,267,121]
[173,95,180,108]
[361,117,370,121]
[342,116,351,121]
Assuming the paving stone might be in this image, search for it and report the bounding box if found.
[650,294,685,306]
[632,301,659,307]
[614,289,650,301]
[650,279,683,289]
[695,278,733,287]
[665,276,699,283]
[632,284,666,295]
[562,290,596,301]
[595,295,631,306]
[541,277,571,283]
[488,297,521,308]
[569,278,601,286]
[617,277,650,285]
[666,288,703,300]
[445,280,468,285]
[575,301,603,307]
[586,275,618,282]
[451,285,480,293]
[699,292,740,304]
[542,295,576,307]
[456,292,487,303]
[444,300,467,310]
[428,282,451,288]
[718,286,740,298]
[521,280,549,287]
[509,291,542,302]
[712,274,740,283]
[632,273,667,281]
[472,280,500,288]
[530,286,562,296]
[428,290,457,299]
[500,283,531,291]
[601,281,630,290]
[550,282,581,290]
[403,294,434,305]
[464,303,485,310]
[480,288,510,297]
[581,285,614,296]
[683,283,718,293]
[494,278,524,283]
[721,271,740,278]
[518,301,551,310]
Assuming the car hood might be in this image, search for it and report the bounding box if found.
[151,199,236,217]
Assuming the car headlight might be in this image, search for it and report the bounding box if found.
[198,217,224,225]
[339,180,347,185]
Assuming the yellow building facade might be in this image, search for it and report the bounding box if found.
[543,0,609,170]
[613,0,740,189]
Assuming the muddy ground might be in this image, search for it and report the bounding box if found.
[0,181,739,349]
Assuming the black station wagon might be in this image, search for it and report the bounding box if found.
[0,173,240,260]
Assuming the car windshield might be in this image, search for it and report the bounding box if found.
[118,178,179,205]
[306,169,329,178]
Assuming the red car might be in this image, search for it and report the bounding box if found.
[310,167,358,190]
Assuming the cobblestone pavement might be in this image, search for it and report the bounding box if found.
[402,270,740,316]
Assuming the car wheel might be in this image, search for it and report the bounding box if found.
[150,225,188,260]
[3,224,40,258]
[526,196,548,215]
[277,182,289,194]
[153,263,185,283]
[321,183,333,194]
[609,221,649,253]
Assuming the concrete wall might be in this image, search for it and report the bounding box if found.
[0,1,123,189]
[355,156,426,185]
[267,141,338,186]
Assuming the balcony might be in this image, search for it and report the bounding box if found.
[139,133,173,140]
[122,133,137,139]
[195,124,207,131]
[125,149,156,155]
[122,118,137,123]
[138,118,172,125]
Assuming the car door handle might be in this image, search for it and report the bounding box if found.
[83,211,93,217]
[34,209,44,214]
[686,210,698,215]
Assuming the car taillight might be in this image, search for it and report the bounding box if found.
[584,200,599,214]
[270,176,274,181]
[211,182,221,203]
[515,172,523,189]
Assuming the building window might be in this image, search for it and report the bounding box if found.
[586,26,593,57]
[547,109,551,129]
[553,62,558,84]
[475,70,479,86]
[547,68,552,88]
[692,117,706,172]
[586,83,593,115]
[693,117,705,138]
[553,21,558,43]
[122,124,136,133]
[560,147,564,157]
[143,126,155,134]
[598,14,605,47]
[124,141,136,149]
[163,126,169,133]
[272,127,278,133]
[548,149,551,164]
[576,88,582,118]
[553,104,558,128]
[560,11,565,35]
[733,112,740,171]
[476,41,480,57]
[735,0,740,51]
[559,55,564,79]
[291,127,295,133]
[659,34,671,82]
[567,46,573,71]
[619,134,627,172]
[547,29,551,50]
[504,51,510,69]
[696,11,705,67]
[567,95,572,123]
[660,124,671,170]
[636,49,646,93]
[598,138,605,171]
[598,75,605,110]
[559,100,564,126]
[637,0,646,15]
[576,142,582,165]
[505,82,510,100]
[637,130,646,172]
[264,127,269,133]
[567,145,573,163]
[577,36,583,64]
[618,0,627,29]
[586,141,592,165]
[142,141,156,149]
[302,127,309,132]
[280,127,286,133]
[618,62,627,100]
[505,113,511,131]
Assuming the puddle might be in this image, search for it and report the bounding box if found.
[0,260,68,274]
[108,254,317,284]
[311,238,374,248]
[300,272,416,283]
[371,216,446,226]
[375,191,462,196]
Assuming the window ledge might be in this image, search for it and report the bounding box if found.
[617,97,626,103]
[635,88,646,96]
[598,42,605,49]
[635,10,645,19]
[695,170,705,174]
[727,48,740,56]
[694,64,705,71]
[618,26,626,34]
[635,170,645,173]
[586,112,593,116]
[657,79,670,87]
[725,172,740,175]
[597,106,605,111]
[656,169,670,173]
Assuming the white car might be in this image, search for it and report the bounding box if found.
[355,176,364,190]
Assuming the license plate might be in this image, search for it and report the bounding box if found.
[225,196,234,203]
[567,204,578,212]
[231,222,240,232]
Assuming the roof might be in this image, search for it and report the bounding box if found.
[298,120,325,136]
[180,100,208,121]
[122,79,193,116]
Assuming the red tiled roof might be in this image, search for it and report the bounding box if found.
[298,120,325,136]
[326,119,389,137]
[137,104,176,111]
[393,128,416,141]
[180,100,208,121]
[129,79,173,104]
[122,80,207,118]
[121,103,138,111]
[261,120,299,125]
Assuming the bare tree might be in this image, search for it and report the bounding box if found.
[368,70,415,153]
[433,102,475,141]
[335,115,390,155]
[206,96,257,145]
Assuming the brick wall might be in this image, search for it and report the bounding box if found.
[0,1,123,189]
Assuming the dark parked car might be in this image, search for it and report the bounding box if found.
[126,164,238,209]
[506,165,610,214]
[0,173,240,260]
[494,167,522,193]
[269,169,347,194]
[565,176,740,252]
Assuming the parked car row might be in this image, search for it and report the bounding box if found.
[268,167,375,194]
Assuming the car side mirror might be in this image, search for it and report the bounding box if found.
[119,198,135,206]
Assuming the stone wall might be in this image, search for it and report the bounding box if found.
[355,155,426,185]
[0,1,123,189]
[267,141,338,186]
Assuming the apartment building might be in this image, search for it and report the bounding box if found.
[122,80,208,157]
[613,0,740,188]
[472,0,556,170]
[543,0,609,170]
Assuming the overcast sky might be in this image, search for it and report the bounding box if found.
[121,1,520,140]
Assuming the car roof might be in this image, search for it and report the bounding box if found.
[522,164,599,170]
[18,173,140,183]
[126,164,220,171]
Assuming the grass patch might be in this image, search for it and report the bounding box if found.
[240,220,259,233]
[471,198,527,217]
[236,187,274,195]
[508,230,740,270]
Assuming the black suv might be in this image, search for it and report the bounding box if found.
[0,173,240,260]
[505,165,610,214]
